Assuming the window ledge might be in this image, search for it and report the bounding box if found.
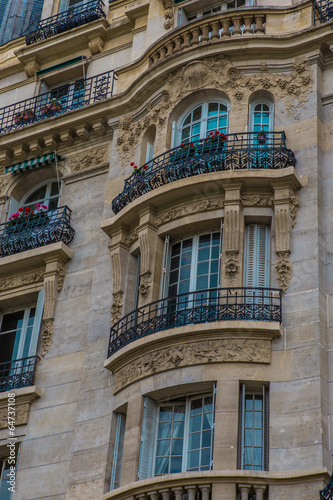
[0,385,43,429]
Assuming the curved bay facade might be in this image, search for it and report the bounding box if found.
[0,0,332,499]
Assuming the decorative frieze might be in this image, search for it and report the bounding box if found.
[113,338,271,392]
[0,270,44,291]
[153,198,224,227]
[111,290,124,324]
[67,145,108,173]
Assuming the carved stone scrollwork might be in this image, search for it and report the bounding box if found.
[289,191,299,228]
[0,270,44,291]
[242,194,272,207]
[225,251,239,285]
[275,251,292,291]
[56,262,66,292]
[111,290,124,324]
[139,271,152,302]
[67,145,108,173]
[41,318,54,358]
[88,36,104,55]
[153,198,224,227]
[124,229,138,245]
[113,338,271,392]
[24,59,40,78]
[163,1,174,30]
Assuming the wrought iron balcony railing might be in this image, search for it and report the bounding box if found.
[112,132,296,214]
[26,0,106,45]
[0,205,75,257]
[321,475,333,499]
[0,356,38,392]
[108,287,282,357]
[0,70,116,135]
[314,0,333,23]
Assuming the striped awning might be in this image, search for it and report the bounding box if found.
[5,153,63,176]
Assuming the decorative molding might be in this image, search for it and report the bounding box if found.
[289,191,299,228]
[124,229,138,245]
[0,386,43,428]
[111,290,123,324]
[88,36,104,55]
[153,198,224,226]
[0,403,30,428]
[225,251,239,285]
[242,194,272,207]
[275,251,292,292]
[56,262,66,292]
[113,338,271,392]
[41,318,54,358]
[139,270,152,302]
[0,270,44,292]
[163,1,174,30]
[24,59,40,78]
[67,145,108,173]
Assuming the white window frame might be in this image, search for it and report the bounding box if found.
[249,98,274,134]
[22,179,62,210]
[239,384,269,471]
[0,447,19,500]
[175,100,230,147]
[0,290,44,363]
[110,413,126,490]
[163,229,223,300]
[178,0,255,25]
[138,388,216,479]
[59,0,89,13]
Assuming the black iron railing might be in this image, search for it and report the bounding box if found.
[0,70,116,135]
[0,205,75,257]
[321,475,333,499]
[0,356,38,392]
[108,287,282,357]
[26,0,106,45]
[314,0,333,23]
[112,132,296,214]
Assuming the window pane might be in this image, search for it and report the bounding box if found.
[208,103,218,116]
[50,182,60,196]
[171,438,183,455]
[24,185,47,204]
[187,450,200,469]
[201,447,211,467]
[198,247,210,262]
[173,421,184,438]
[201,429,211,447]
[156,440,170,456]
[197,261,209,276]
[193,106,202,121]
[189,415,201,433]
[170,456,182,473]
[155,457,169,475]
[158,422,171,438]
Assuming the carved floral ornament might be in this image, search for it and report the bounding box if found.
[67,145,109,173]
[113,338,271,393]
[116,55,313,164]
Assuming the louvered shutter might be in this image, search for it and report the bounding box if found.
[110,413,126,490]
[137,397,157,480]
[244,224,270,288]
[263,385,269,471]
[210,383,217,469]
[159,235,170,299]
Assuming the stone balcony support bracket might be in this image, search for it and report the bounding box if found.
[223,182,243,287]
[108,224,131,323]
[0,385,43,430]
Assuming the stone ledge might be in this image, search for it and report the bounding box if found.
[0,385,43,429]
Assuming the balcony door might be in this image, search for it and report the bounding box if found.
[244,224,270,306]
[165,231,222,311]
[59,0,89,13]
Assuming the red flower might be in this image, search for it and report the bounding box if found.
[214,130,219,135]
[190,143,194,147]
[144,165,148,169]
[25,207,31,212]
[18,207,23,212]
[130,162,135,166]
[134,166,137,170]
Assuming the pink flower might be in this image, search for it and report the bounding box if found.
[36,203,41,208]
[42,205,48,209]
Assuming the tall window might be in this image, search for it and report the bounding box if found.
[138,392,215,479]
[49,79,85,112]
[177,101,229,145]
[250,99,274,135]
[239,384,269,471]
[0,452,18,500]
[164,231,222,303]
[22,180,61,212]
[110,413,126,490]
[0,292,44,366]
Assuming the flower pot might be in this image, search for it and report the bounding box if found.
[14,113,23,125]
[23,110,34,123]
[46,102,62,116]
[257,135,266,144]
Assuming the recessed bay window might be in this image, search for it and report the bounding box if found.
[177,101,229,145]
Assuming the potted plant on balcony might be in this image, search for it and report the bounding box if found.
[257,129,267,144]
[22,109,34,123]
[46,98,62,117]
[199,130,227,153]
[6,204,49,233]
[14,111,23,125]
[170,142,196,162]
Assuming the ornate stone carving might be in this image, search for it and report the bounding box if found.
[113,338,271,392]
[225,251,239,284]
[0,402,31,429]
[41,318,54,357]
[242,194,272,207]
[0,270,44,292]
[88,36,104,55]
[153,198,224,226]
[275,251,292,291]
[289,191,299,228]
[56,262,66,292]
[163,1,174,30]
[68,145,108,173]
[24,59,40,78]
[139,271,152,301]
[124,229,139,245]
[111,290,124,324]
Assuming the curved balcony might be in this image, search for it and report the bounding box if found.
[26,0,106,45]
[0,205,75,257]
[112,132,296,215]
[0,356,38,393]
[108,287,281,357]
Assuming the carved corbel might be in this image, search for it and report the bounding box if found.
[24,58,40,78]
[42,259,68,357]
[88,36,104,55]
[109,230,130,323]
[223,183,243,285]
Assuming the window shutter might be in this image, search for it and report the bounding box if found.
[211,382,217,469]
[28,288,44,356]
[159,235,170,299]
[110,413,126,490]
[240,383,246,469]
[244,224,270,288]
[218,221,223,287]
[145,142,155,163]
[137,396,157,480]
[263,385,269,471]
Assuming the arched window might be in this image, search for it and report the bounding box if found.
[22,179,61,211]
[177,100,230,145]
[249,99,274,134]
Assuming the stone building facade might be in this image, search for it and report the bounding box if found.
[0,0,332,499]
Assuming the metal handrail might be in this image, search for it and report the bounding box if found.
[0,205,75,257]
[314,0,333,23]
[0,70,116,135]
[26,0,105,45]
[0,355,38,392]
[111,132,296,215]
[320,474,333,499]
[108,286,282,357]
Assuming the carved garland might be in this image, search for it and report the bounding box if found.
[67,145,109,173]
[0,270,44,291]
[113,338,271,392]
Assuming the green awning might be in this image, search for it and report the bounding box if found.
[5,153,63,176]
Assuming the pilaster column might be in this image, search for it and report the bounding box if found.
[109,224,130,323]
[254,485,266,500]
[222,182,243,287]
